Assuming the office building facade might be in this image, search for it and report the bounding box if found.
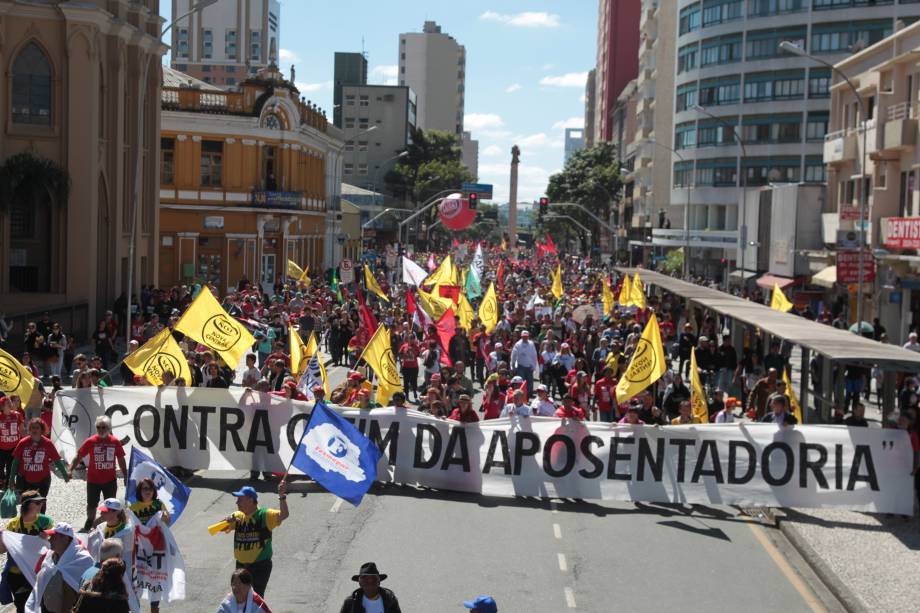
[594,0,641,143]
[333,52,368,128]
[398,21,466,135]
[564,128,586,162]
[170,0,280,87]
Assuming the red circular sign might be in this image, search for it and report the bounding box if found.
[439,193,477,231]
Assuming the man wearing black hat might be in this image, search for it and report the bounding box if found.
[339,562,402,613]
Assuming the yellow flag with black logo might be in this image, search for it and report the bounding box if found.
[424,254,456,287]
[175,288,255,369]
[0,347,35,403]
[287,259,309,283]
[618,274,632,306]
[602,275,615,316]
[783,369,803,424]
[359,324,402,406]
[457,292,475,330]
[418,287,453,321]
[551,264,564,301]
[289,326,309,376]
[689,347,709,424]
[615,313,667,404]
[771,283,794,312]
[304,331,318,358]
[479,282,499,334]
[364,264,390,302]
[124,328,192,386]
[631,273,647,309]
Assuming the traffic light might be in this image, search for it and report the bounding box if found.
[539,197,549,215]
[468,192,478,210]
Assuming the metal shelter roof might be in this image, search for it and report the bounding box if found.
[617,268,920,371]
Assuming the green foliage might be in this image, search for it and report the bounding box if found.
[384,128,475,203]
[545,142,622,236]
[0,151,70,211]
[660,248,684,274]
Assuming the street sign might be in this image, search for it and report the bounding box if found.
[340,258,354,284]
[837,250,875,284]
[882,217,920,249]
[462,182,494,199]
[836,229,863,250]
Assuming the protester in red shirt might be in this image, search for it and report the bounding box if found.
[568,371,592,413]
[592,367,618,423]
[11,418,69,507]
[481,377,504,420]
[555,395,586,420]
[398,337,421,402]
[0,396,24,488]
[67,415,127,531]
[449,395,480,423]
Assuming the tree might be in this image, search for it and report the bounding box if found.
[660,248,684,274]
[384,128,474,205]
[544,142,622,239]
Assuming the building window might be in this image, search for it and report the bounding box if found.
[701,0,743,27]
[202,29,213,59]
[358,140,368,151]
[699,77,740,105]
[741,115,802,144]
[226,29,237,59]
[700,35,743,66]
[344,140,354,152]
[675,122,697,149]
[804,158,826,183]
[676,83,699,112]
[343,162,354,175]
[359,95,369,107]
[160,138,175,185]
[744,157,801,185]
[177,28,189,58]
[358,163,368,175]
[674,161,695,187]
[250,31,261,61]
[679,3,702,35]
[806,112,829,141]
[200,140,223,187]
[678,44,698,74]
[808,69,831,98]
[358,118,369,129]
[201,65,211,72]
[747,0,805,17]
[814,0,892,8]
[811,21,891,54]
[344,118,355,129]
[746,27,806,59]
[345,95,355,106]
[696,159,738,186]
[11,42,52,125]
[697,120,736,147]
[226,78,236,86]
[743,70,805,101]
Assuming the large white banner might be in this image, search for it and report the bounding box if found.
[54,387,914,514]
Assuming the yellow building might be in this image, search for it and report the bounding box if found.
[159,64,343,291]
[0,0,163,342]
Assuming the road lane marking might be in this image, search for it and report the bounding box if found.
[550,501,559,514]
[330,498,344,513]
[564,587,577,608]
[557,553,568,572]
[745,520,826,613]
[553,523,562,539]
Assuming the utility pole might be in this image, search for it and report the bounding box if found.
[508,145,520,253]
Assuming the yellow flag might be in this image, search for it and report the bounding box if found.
[175,288,255,369]
[289,326,309,376]
[424,254,455,287]
[0,347,36,403]
[124,328,192,386]
[618,274,632,306]
[602,276,615,316]
[364,264,390,302]
[689,347,709,424]
[605,351,619,375]
[359,324,403,406]
[418,287,453,321]
[551,264,564,301]
[287,260,309,283]
[304,332,318,358]
[783,369,803,424]
[615,313,667,404]
[631,273,647,309]
[479,282,499,333]
[457,293,475,330]
[501,238,507,251]
[771,283,794,312]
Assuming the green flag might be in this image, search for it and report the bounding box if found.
[464,266,482,300]
[331,269,343,304]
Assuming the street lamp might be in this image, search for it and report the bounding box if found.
[691,104,749,285]
[643,138,691,278]
[780,40,868,330]
[126,0,220,341]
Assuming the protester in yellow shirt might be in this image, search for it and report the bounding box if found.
[670,400,704,425]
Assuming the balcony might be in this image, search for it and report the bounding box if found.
[251,191,305,210]
[881,102,918,151]
[651,228,738,250]
[823,129,857,163]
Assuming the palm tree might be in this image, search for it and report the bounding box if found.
[0,151,70,210]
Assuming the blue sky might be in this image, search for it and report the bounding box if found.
[163,1,597,202]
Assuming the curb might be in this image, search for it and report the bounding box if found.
[772,510,868,613]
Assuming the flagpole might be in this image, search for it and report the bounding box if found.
[282,398,325,479]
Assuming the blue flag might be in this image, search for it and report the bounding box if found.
[291,402,382,506]
[125,447,192,523]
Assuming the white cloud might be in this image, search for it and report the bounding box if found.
[552,117,584,130]
[480,129,513,140]
[464,113,504,130]
[295,81,332,93]
[505,83,522,93]
[480,11,561,28]
[482,144,503,157]
[579,94,587,103]
[517,133,549,148]
[370,65,398,86]
[279,48,299,64]
[540,72,590,88]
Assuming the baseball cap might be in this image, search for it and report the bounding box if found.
[311,384,325,393]
[348,372,364,381]
[97,498,123,513]
[536,384,547,392]
[511,376,523,384]
[464,595,497,613]
[521,330,530,337]
[45,522,75,538]
[232,485,258,501]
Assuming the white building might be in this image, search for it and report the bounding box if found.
[171,0,280,88]
[461,131,479,180]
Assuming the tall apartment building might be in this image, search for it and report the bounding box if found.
[584,68,597,148]
[398,21,466,135]
[333,52,368,129]
[565,128,586,162]
[594,0,641,143]
[340,85,416,192]
[171,0,280,87]
[461,131,479,180]
[629,0,677,261]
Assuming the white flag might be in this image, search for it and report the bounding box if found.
[133,511,186,603]
[402,256,428,287]
[472,243,484,279]
[297,353,326,400]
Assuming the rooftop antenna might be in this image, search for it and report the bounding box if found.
[361,36,367,61]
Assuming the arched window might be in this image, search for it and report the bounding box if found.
[11,42,52,125]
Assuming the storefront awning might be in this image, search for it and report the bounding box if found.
[755,274,795,290]
[728,270,757,279]
[811,266,837,289]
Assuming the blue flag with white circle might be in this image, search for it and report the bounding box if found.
[291,401,382,506]
[125,447,192,523]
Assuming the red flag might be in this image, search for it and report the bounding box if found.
[356,286,378,333]
[544,233,557,255]
[438,284,461,304]
[505,380,528,404]
[435,309,455,367]
[407,291,432,328]
[497,260,505,291]
[452,238,459,248]
[536,241,546,257]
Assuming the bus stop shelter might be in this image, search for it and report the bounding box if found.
[616,268,920,422]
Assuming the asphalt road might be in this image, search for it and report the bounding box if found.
[167,365,844,612]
